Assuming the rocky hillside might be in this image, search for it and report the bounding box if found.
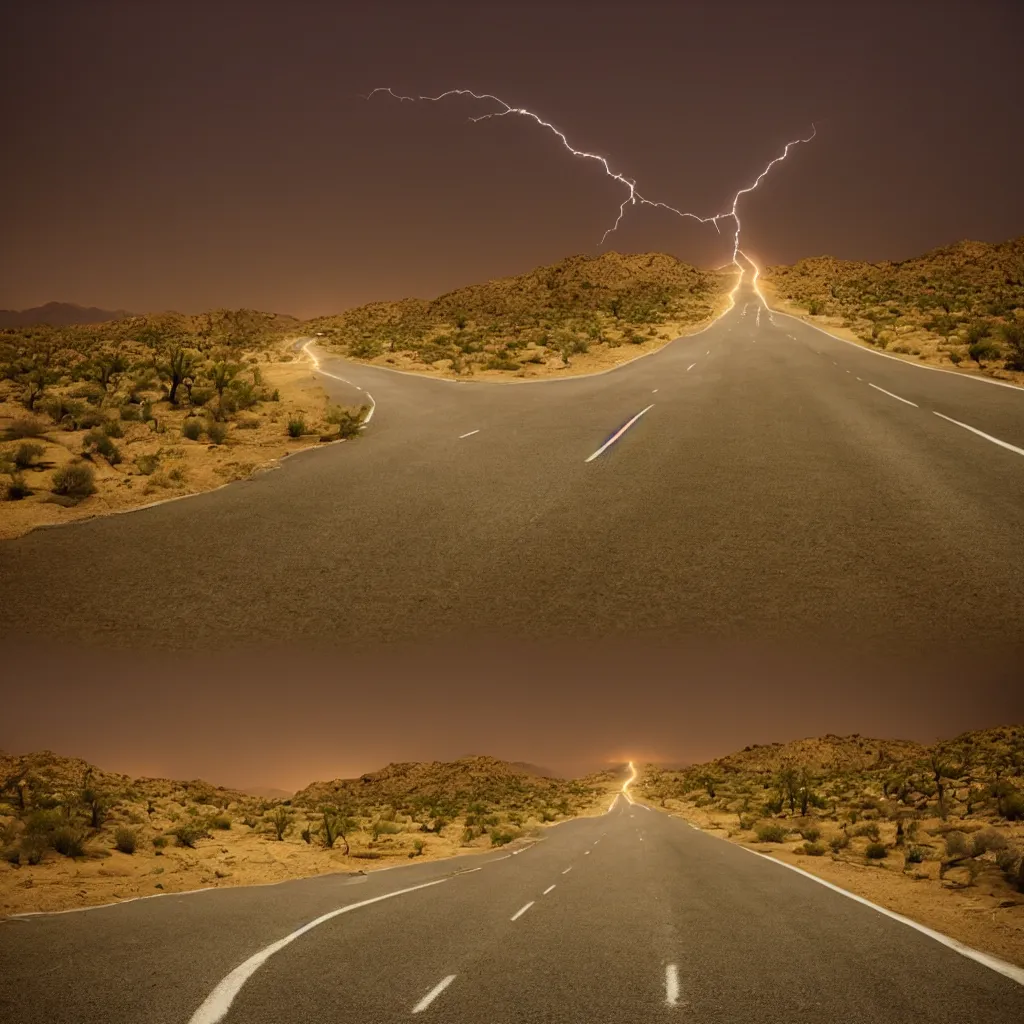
[762,237,1024,379]
[306,251,731,375]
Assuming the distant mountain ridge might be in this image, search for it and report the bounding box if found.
[0,302,132,328]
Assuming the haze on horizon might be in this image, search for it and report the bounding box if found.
[1,0,1022,318]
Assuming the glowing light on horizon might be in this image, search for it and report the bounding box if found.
[367,87,814,296]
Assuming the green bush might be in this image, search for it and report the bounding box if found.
[865,842,888,860]
[51,463,96,497]
[152,835,168,849]
[829,833,850,852]
[20,836,46,865]
[102,419,124,438]
[755,823,788,843]
[944,831,971,858]
[489,830,514,847]
[799,826,821,842]
[802,841,826,856]
[853,822,880,841]
[904,845,925,864]
[120,405,140,421]
[210,815,232,830]
[287,416,306,438]
[135,453,159,475]
[181,418,203,441]
[114,828,138,854]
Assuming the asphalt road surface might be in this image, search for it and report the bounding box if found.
[2,794,1022,1024]
[3,284,1023,667]
[2,282,1024,671]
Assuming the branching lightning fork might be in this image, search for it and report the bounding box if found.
[367,87,815,295]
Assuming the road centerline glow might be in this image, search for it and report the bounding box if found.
[543,885,556,895]
[584,406,654,463]
[868,383,918,407]
[458,429,480,438]
[412,975,457,1014]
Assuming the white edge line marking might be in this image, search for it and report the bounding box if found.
[739,848,1024,986]
[543,884,556,895]
[665,964,680,1006]
[867,382,919,407]
[933,411,1024,457]
[585,404,655,463]
[187,878,447,1024]
[562,866,572,874]
[510,901,535,921]
[303,341,378,426]
[764,307,1024,392]
[458,429,480,438]
[412,974,457,1014]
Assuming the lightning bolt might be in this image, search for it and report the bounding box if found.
[367,87,815,301]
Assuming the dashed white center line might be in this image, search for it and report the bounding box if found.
[933,412,1024,457]
[652,388,659,393]
[868,382,918,407]
[705,349,710,355]
[412,975,456,1014]
[458,429,479,439]
[686,363,696,372]
[562,867,572,875]
[510,902,535,922]
[584,404,655,463]
[543,885,556,895]
[665,964,680,1007]
[584,850,590,855]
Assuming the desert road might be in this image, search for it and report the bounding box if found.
[2,793,1022,1023]
[1,285,1023,662]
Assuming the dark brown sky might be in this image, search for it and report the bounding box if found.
[2,0,1022,318]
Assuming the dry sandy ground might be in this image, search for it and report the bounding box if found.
[643,798,1024,969]
[343,304,733,383]
[0,353,339,541]
[0,800,614,917]
[759,281,1024,387]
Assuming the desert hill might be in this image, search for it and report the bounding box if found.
[0,302,133,328]
[0,750,616,915]
[761,236,1024,379]
[306,251,731,377]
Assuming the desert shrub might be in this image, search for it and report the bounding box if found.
[269,807,292,840]
[210,815,231,830]
[853,822,880,841]
[120,405,139,421]
[172,824,210,848]
[802,841,826,856]
[409,838,425,858]
[830,833,850,852]
[5,415,46,439]
[287,416,306,438]
[763,794,784,815]
[189,387,213,407]
[20,836,47,865]
[82,430,121,464]
[114,827,137,854]
[489,830,514,847]
[135,453,159,475]
[50,828,85,858]
[865,842,888,860]
[998,790,1024,821]
[205,421,227,445]
[756,823,788,843]
[152,835,168,849]
[944,831,971,859]
[2,846,21,866]
[235,416,259,430]
[12,442,45,469]
[968,340,1000,365]
[904,845,926,864]
[51,463,96,497]
[971,828,1007,857]
[799,826,821,842]
[102,419,124,438]
[3,472,31,500]
[181,418,202,441]
[325,405,366,439]
[76,409,105,430]
[948,351,963,365]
